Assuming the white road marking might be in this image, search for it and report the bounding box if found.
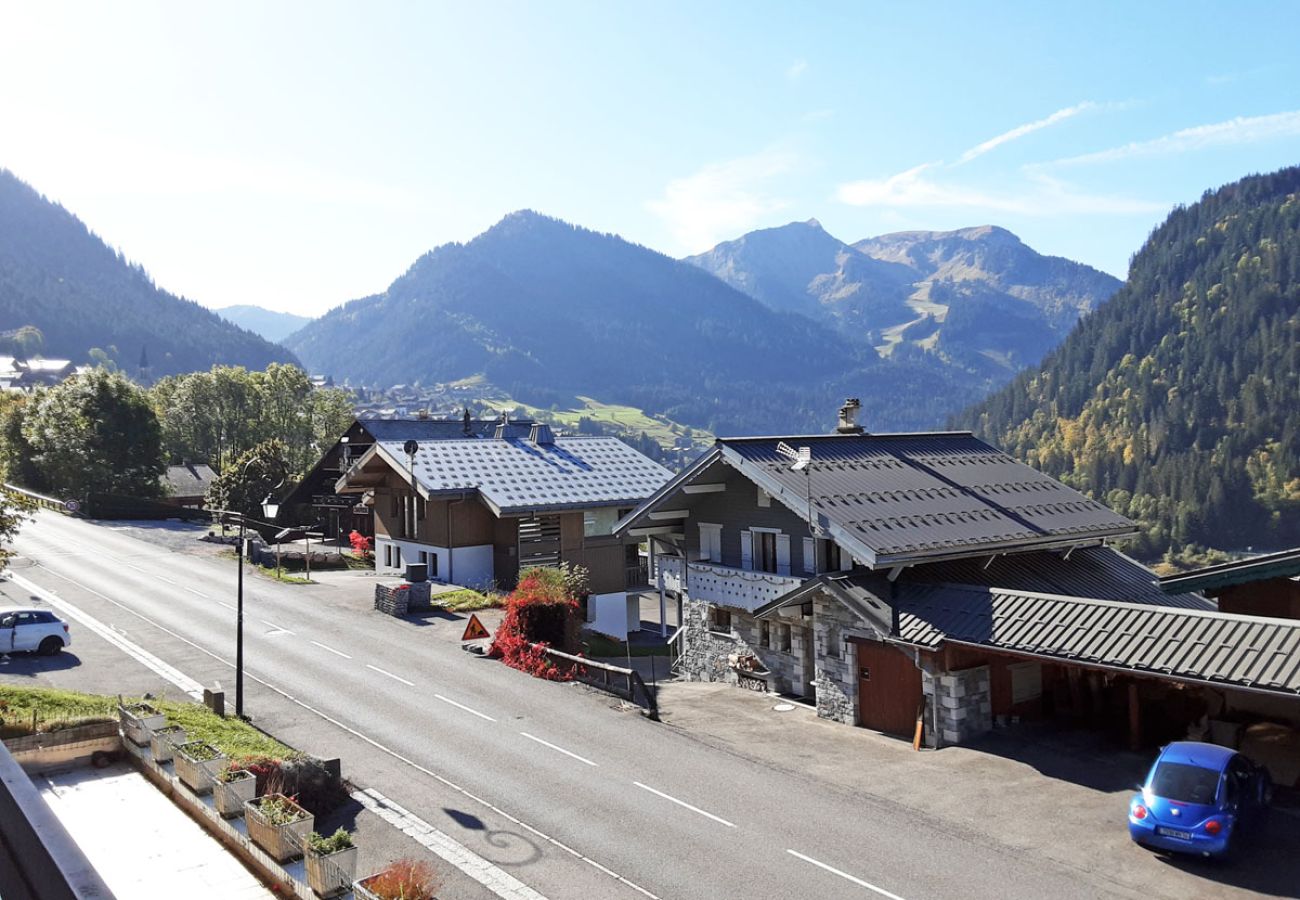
[520,732,598,767]
[185,588,208,598]
[259,619,293,634]
[216,601,235,611]
[632,782,736,828]
[366,664,414,686]
[125,563,145,572]
[310,640,352,659]
[11,554,658,900]
[786,850,908,900]
[354,788,548,900]
[435,693,496,722]
[6,571,204,700]
[154,575,176,585]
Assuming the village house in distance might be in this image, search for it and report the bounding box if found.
[616,400,1300,751]
[335,415,672,638]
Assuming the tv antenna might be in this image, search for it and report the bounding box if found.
[776,442,820,538]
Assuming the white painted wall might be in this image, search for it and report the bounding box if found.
[374,537,494,590]
[588,591,636,640]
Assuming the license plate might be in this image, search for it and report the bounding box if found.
[1156,827,1192,840]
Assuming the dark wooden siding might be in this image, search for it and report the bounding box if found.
[676,464,813,571]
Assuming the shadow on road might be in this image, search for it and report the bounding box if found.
[0,651,84,676]
[443,807,540,866]
[1148,808,1300,897]
[401,609,465,627]
[963,721,1149,793]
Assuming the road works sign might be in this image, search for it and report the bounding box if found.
[461,614,491,641]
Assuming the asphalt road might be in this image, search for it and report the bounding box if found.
[5,511,1159,900]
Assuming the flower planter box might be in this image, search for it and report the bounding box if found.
[174,741,227,795]
[306,845,358,898]
[213,768,256,817]
[148,725,187,764]
[353,863,439,900]
[245,793,314,862]
[119,703,167,747]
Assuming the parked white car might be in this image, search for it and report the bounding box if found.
[0,608,71,655]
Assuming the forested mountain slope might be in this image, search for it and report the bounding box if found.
[959,167,1300,558]
[0,170,298,377]
[287,211,969,435]
[217,305,312,343]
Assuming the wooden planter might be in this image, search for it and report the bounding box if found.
[353,868,438,900]
[149,725,187,764]
[306,845,358,898]
[213,769,256,817]
[245,794,314,862]
[119,703,167,747]
[173,741,227,795]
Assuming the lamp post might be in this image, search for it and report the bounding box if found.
[231,493,280,721]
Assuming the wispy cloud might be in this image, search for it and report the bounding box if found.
[786,59,808,80]
[956,102,1096,164]
[1047,110,1300,166]
[648,149,796,252]
[836,165,1162,216]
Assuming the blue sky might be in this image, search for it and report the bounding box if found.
[2,1,1298,317]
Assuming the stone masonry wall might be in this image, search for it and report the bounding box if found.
[813,594,864,725]
[675,597,808,694]
[373,581,433,617]
[929,664,992,745]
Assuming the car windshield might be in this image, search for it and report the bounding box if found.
[1151,761,1220,804]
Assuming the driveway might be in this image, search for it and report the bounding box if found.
[657,681,1300,900]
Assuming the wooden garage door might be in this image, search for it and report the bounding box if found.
[854,639,922,737]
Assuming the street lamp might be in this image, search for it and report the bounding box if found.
[230,492,282,721]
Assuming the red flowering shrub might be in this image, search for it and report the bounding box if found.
[362,858,441,900]
[489,565,585,680]
[349,530,373,559]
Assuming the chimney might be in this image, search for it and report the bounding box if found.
[836,398,864,434]
[528,423,555,445]
[462,407,472,436]
[416,408,430,420]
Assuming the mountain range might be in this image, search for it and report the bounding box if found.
[0,170,298,377]
[688,219,1121,377]
[217,305,312,343]
[961,166,1300,557]
[287,214,1121,435]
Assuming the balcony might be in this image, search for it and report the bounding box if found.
[652,556,804,613]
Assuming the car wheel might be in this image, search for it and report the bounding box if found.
[38,637,63,656]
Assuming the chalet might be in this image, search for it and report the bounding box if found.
[1159,548,1300,620]
[160,463,217,508]
[0,356,78,392]
[278,412,525,540]
[616,400,1300,751]
[334,418,672,637]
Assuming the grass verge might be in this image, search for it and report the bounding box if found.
[436,589,504,612]
[0,685,293,759]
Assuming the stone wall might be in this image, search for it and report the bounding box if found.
[813,594,865,725]
[373,581,433,617]
[928,664,992,745]
[673,597,808,694]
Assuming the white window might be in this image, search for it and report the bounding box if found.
[384,544,393,567]
[394,545,402,568]
[757,486,771,508]
[802,537,816,575]
[698,523,722,562]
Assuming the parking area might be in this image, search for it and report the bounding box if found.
[657,680,1300,900]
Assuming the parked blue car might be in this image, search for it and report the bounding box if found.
[1129,741,1272,859]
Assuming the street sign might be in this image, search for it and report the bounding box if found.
[461,614,491,642]
[63,499,80,513]
[311,494,354,509]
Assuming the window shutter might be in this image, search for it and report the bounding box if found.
[776,533,791,575]
[740,530,752,570]
[802,537,815,575]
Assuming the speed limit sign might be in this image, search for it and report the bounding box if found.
[64,499,81,513]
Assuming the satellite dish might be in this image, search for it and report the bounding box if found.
[403,440,419,457]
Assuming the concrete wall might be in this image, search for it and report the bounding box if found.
[587,591,637,640]
[374,536,494,589]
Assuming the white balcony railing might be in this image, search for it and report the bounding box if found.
[653,556,804,613]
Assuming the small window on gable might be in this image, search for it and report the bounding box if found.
[757,486,771,508]
[760,620,771,648]
[825,624,841,659]
[778,623,792,652]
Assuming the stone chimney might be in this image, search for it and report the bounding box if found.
[528,423,555,445]
[835,398,864,434]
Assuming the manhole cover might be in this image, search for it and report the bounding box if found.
[772,703,795,712]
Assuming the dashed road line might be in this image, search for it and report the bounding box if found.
[786,849,908,900]
[435,693,496,722]
[185,587,208,598]
[310,640,352,659]
[632,781,736,828]
[216,601,236,611]
[11,562,659,900]
[260,618,293,634]
[366,664,415,686]
[520,732,597,766]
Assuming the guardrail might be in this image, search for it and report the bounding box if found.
[2,483,72,514]
[535,645,659,720]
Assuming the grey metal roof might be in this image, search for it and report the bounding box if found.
[908,546,1212,610]
[161,464,216,496]
[720,433,1135,566]
[1159,548,1300,596]
[375,436,672,515]
[893,583,1300,696]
